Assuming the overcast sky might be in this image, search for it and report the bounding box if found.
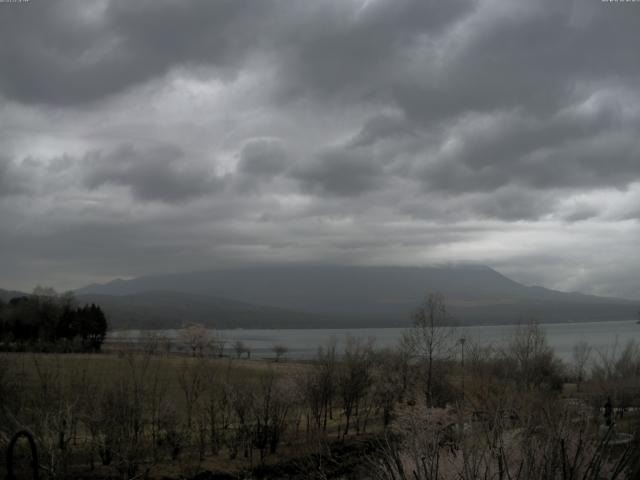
[1,0,640,298]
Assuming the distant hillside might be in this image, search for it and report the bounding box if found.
[76,291,342,330]
[1,286,342,330]
[0,289,28,302]
[76,265,640,328]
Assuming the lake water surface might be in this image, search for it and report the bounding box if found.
[109,320,640,362]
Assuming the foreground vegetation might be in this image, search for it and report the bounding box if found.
[2,294,640,479]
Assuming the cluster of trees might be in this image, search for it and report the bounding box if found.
[0,287,107,352]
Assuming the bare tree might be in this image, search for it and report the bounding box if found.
[203,366,232,456]
[141,332,160,355]
[233,340,246,359]
[394,336,416,404]
[93,353,157,480]
[227,379,255,460]
[251,370,293,461]
[317,338,338,430]
[572,340,592,392]
[179,323,211,357]
[372,349,407,428]
[297,339,338,436]
[212,333,226,358]
[177,358,207,429]
[505,320,563,390]
[591,339,640,418]
[146,361,169,463]
[404,293,456,407]
[27,356,84,479]
[272,344,288,362]
[0,354,22,442]
[338,336,374,436]
[157,335,172,355]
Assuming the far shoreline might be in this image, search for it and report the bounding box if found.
[108,317,639,336]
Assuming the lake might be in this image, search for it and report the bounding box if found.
[108,319,640,362]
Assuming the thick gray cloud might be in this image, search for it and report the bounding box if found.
[1,0,640,298]
[83,144,221,202]
[419,101,640,194]
[0,0,276,105]
[391,3,640,125]
[237,138,290,177]
[293,147,386,197]
[0,157,29,197]
[349,113,416,148]
[270,0,477,103]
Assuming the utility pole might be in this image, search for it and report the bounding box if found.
[460,336,466,405]
[458,336,467,445]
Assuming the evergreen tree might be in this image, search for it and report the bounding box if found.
[0,290,108,352]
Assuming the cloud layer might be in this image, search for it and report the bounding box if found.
[1,0,640,298]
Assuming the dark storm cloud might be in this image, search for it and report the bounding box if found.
[420,102,640,194]
[0,0,274,105]
[563,206,599,223]
[471,188,557,222]
[260,0,640,131]
[349,113,416,147]
[0,156,31,197]
[390,2,640,126]
[0,158,17,196]
[397,187,559,223]
[292,147,386,197]
[83,144,220,202]
[271,0,476,103]
[0,0,478,107]
[237,138,290,177]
